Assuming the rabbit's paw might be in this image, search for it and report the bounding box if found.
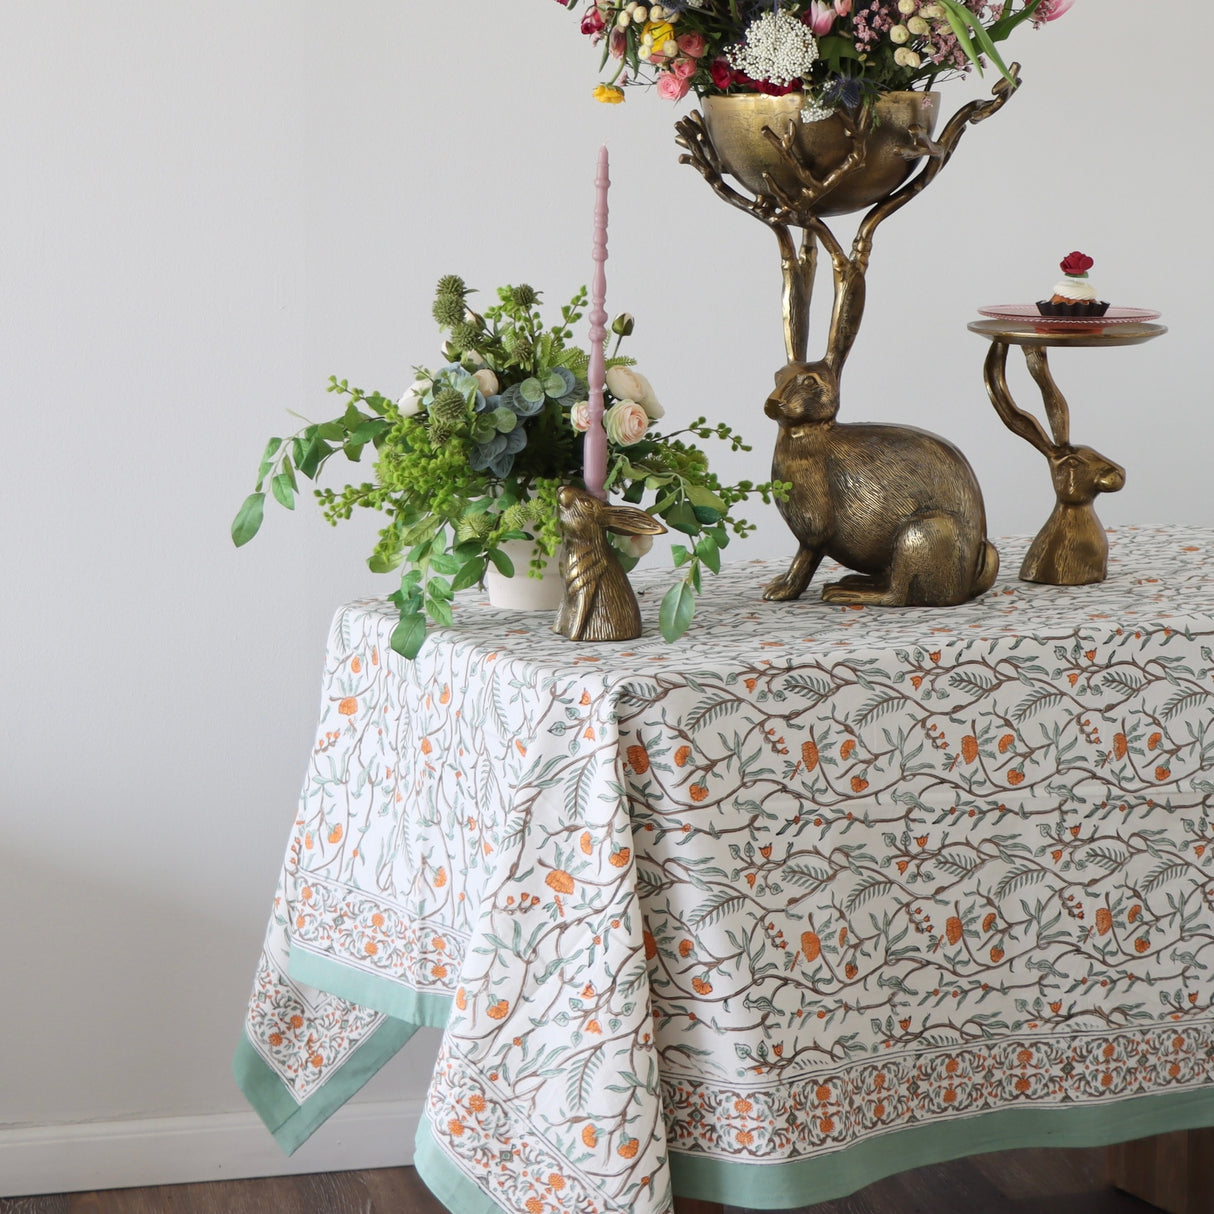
[763,570,808,601]
[821,576,895,606]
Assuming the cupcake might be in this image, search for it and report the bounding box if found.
[1037,251,1110,317]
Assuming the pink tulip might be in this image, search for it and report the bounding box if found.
[657,72,691,100]
[806,1,836,34]
[1041,0,1074,19]
[834,0,852,16]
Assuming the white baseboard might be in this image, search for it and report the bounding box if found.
[0,1098,422,1198]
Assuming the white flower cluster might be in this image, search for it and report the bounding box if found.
[726,9,819,87]
[799,96,836,124]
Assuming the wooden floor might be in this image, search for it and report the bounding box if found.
[0,1148,1159,1213]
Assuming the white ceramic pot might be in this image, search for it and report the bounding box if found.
[485,539,564,611]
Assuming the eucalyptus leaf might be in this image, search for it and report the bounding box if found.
[350,418,389,445]
[519,378,545,404]
[451,556,487,591]
[368,549,403,574]
[231,492,265,547]
[685,484,727,513]
[390,611,427,660]
[271,473,295,510]
[487,546,515,577]
[427,595,454,628]
[695,535,721,574]
[660,581,696,643]
[297,436,334,479]
[257,437,282,487]
[664,502,700,535]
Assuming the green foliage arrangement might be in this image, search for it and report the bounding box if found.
[233,275,783,658]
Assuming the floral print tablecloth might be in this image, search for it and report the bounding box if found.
[236,525,1214,1214]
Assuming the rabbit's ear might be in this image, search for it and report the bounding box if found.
[600,505,667,537]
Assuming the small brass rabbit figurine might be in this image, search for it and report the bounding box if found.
[554,486,667,642]
[984,342,1124,585]
[764,360,1000,607]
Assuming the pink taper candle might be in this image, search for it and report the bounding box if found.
[583,144,610,501]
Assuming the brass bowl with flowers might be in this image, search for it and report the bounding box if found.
[700,91,940,217]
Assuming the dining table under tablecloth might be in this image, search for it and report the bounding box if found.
[236,524,1214,1214]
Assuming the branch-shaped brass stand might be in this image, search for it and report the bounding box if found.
[675,69,1020,367]
[672,73,1019,608]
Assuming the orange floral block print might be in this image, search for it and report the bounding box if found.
[240,528,1214,1214]
[545,870,575,895]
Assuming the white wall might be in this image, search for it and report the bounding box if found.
[1,0,1208,1195]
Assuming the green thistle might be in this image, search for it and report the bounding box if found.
[428,386,467,443]
[448,320,483,353]
[432,293,466,329]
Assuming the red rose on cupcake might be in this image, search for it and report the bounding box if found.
[1060,251,1094,276]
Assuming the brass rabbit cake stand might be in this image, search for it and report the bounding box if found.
[968,317,1166,585]
[675,70,1021,607]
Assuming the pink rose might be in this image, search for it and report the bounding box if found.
[673,56,697,80]
[676,32,707,58]
[570,401,592,433]
[603,400,649,446]
[656,72,691,101]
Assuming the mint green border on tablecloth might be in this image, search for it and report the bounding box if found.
[669,1087,1214,1210]
[288,944,454,1029]
[233,1016,418,1155]
[411,1087,1214,1214]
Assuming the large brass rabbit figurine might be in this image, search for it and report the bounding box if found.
[764,360,999,607]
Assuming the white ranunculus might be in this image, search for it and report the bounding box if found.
[603,400,649,446]
[398,377,430,417]
[472,368,499,397]
[605,365,664,419]
[570,401,592,433]
[614,532,655,560]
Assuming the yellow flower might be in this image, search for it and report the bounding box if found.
[594,84,625,104]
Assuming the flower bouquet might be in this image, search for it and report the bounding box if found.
[566,0,1070,110]
[232,275,780,658]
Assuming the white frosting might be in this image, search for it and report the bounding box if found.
[1052,275,1097,302]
